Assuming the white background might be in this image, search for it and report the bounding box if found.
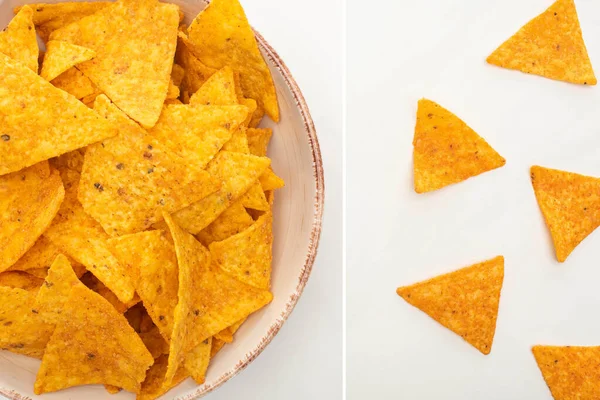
[347,0,600,399]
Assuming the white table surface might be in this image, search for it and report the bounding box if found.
[347,0,600,399]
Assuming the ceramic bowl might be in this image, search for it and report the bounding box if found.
[0,0,324,398]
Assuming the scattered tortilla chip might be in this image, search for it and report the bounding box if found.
[196,199,254,246]
[168,151,270,234]
[148,104,249,168]
[211,337,226,357]
[532,345,600,400]
[43,167,135,303]
[0,53,117,176]
[166,79,180,100]
[0,162,65,273]
[80,272,140,314]
[413,99,506,193]
[0,286,54,359]
[78,95,220,236]
[139,325,170,359]
[34,284,153,394]
[530,166,600,262]
[0,6,38,72]
[189,66,237,106]
[184,337,212,384]
[210,212,273,289]
[487,0,596,85]
[8,236,85,277]
[171,63,185,87]
[241,182,270,211]
[175,31,217,96]
[16,2,111,41]
[0,271,44,291]
[138,354,189,400]
[396,255,504,355]
[40,40,95,82]
[260,168,285,191]
[187,0,279,121]
[108,230,179,340]
[50,67,98,99]
[50,0,180,128]
[216,317,247,343]
[247,128,272,157]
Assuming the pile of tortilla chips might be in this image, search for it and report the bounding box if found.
[0,0,283,397]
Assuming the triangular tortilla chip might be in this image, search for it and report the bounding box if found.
[260,168,285,191]
[184,337,212,384]
[166,151,270,234]
[211,337,226,357]
[43,166,135,303]
[240,182,270,211]
[413,99,506,193]
[0,6,38,72]
[189,66,237,106]
[0,162,65,273]
[532,345,600,399]
[50,0,180,127]
[210,212,273,289]
[8,236,85,278]
[0,271,44,291]
[50,67,99,100]
[487,0,596,85]
[214,317,246,343]
[78,95,220,236]
[175,32,217,97]
[108,230,179,341]
[530,165,600,262]
[40,40,95,82]
[186,0,279,121]
[0,52,117,176]
[0,286,54,359]
[396,255,504,355]
[196,199,254,246]
[34,284,153,394]
[138,354,189,400]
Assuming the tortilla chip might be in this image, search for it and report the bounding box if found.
[0,53,117,176]
[211,337,226,357]
[171,63,185,87]
[248,104,265,128]
[247,128,272,157]
[78,95,220,236]
[44,167,135,303]
[259,169,285,191]
[108,230,179,341]
[187,0,279,121]
[34,284,153,394]
[16,2,111,42]
[0,162,65,273]
[148,104,249,168]
[532,345,600,399]
[166,79,180,100]
[189,66,237,106]
[215,317,247,343]
[168,151,271,234]
[0,271,44,291]
[196,199,254,246]
[175,31,217,95]
[40,40,95,82]
[487,0,596,85]
[530,165,600,262]
[222,126,250,153]
[396,255,504,355]
[80,272,140,314]
[413,99,506,193]
[0,286,54,359]
[184,337,212,384]
[50,0,180,128]
[0,6,38,72]
[138,354,189,400]
[241,182,270,211]
[8,236,85,277]
[210,212,272,289]
[50,67,98,99]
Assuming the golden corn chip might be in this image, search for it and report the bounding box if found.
[487,0,596,85]
[0,162,65,273]
[8,236,83,277]
[44,167,135,303]
[138,354,189,400]
[163,212,212,384]
[40,40,95,82]
[166,79,180,100]
[34,285,153,394]
[530,166,600,262]
[171,63,185,87]
[260,168,285,191]
[16,2,111,41]
[0,271,44,291]
[532,345,600,400]
[239,98,257,126]
[187,0,279,121]
[148,104,249,168]
[211,337,226,357]
[175,31,217,95]
[50,67,98,99]
[189,66,238,106]
[0,53,117,176]
[78,95,220,236]
[34,254,82,324]
[184,337,212,384]
[50,0,180,128]
[397,256,504,355]
[0,287,54,359]
[247,128,272,157]
[210,212,273,289]
[222,126,250,153]
[139,325,170,359]
[80,272,140,314]
[241,182,270,211]
[216,316,247,343]
[0,6,38,72]
[413,99,506,193]
[108,230,179,341]
[168,151,271,234]
[196,199,254,246]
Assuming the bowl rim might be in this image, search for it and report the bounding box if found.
[0,10,325,400]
